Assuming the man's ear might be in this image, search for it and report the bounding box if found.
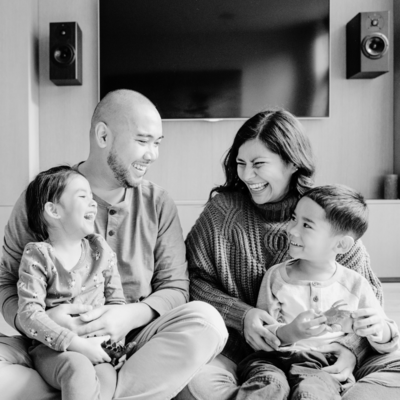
[95,122,110,149]
[335,235,354,254]
[44,202,61,220]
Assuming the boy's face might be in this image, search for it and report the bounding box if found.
[287,196,340,263]
[56,174,97,239]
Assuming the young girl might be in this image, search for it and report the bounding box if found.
[17,165,127,400]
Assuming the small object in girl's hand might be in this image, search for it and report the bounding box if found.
[101,339,137,366]
[322,300,353,333]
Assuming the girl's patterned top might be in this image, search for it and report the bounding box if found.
[17,234,125,351]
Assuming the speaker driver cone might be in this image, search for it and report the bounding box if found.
[361,32,389,59]
[51,44,76,66]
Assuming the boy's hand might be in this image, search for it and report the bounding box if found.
[68,335,112,364]
[352,308,391,343]
[277,309,328,345]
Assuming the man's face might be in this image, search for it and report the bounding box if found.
[107,105,163,188]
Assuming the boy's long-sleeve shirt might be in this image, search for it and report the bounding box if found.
[257,260,399,354]
[17,234,125,351]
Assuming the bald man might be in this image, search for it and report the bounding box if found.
[0,90,227,400]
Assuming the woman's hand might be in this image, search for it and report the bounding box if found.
[317,343,356,382]
[243,308,280,351]
[68,335,111,365]
[352,308,391,343]
[76,302,157,342]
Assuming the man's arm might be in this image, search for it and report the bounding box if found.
[141,191,189,316]
[0,191,36,330]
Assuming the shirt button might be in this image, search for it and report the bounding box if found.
[312,282,320,286]
[108,230,115,236]
[109,209,116,215]
[313,296,319,302]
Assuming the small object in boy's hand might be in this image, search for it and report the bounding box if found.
[101,339,137,366]
[322,300,353,333]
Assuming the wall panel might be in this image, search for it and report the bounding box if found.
[38,0,98,171]
[0,0,39,205]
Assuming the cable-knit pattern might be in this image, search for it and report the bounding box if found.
[186,191,382,365]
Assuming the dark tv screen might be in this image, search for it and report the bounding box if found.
[99,0,330,119]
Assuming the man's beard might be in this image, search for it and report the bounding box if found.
[107,145,136,188]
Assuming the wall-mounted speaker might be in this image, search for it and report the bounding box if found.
[346,11,390,79]
[49,22,82,86]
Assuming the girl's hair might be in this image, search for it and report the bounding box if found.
[26,165,82,241]
[209,109,316,201]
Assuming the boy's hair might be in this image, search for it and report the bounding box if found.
[302,184,368,240]
[26,165,82,241]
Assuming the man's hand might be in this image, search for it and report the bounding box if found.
[317,343,356,382]
[243,308,280,351]
[77,302,158,342]
[46,304,93,332]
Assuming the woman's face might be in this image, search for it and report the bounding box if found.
[236,139,297,204]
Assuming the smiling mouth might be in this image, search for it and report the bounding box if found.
[248,182,269,192]
[290,241,303,247]
[84,212,96,221]
[132,163,147,172]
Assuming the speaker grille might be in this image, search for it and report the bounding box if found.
[361,33,389,59]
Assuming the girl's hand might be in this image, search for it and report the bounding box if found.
[68,335,112,365]
[352,308,391,343]
[277,309,328,345]
[243,308,281,351]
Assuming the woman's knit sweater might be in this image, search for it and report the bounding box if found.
[186,191,382,365]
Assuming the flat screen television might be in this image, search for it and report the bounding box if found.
[99,0,330,119]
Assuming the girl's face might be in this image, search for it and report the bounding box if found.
[236,139,297,204]
[55,174,97,239]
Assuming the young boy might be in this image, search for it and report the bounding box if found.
[237,184,399,400]
[17,165,133,400]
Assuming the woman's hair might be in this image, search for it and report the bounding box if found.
[26,165,82,241]
[209,109,315,200]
